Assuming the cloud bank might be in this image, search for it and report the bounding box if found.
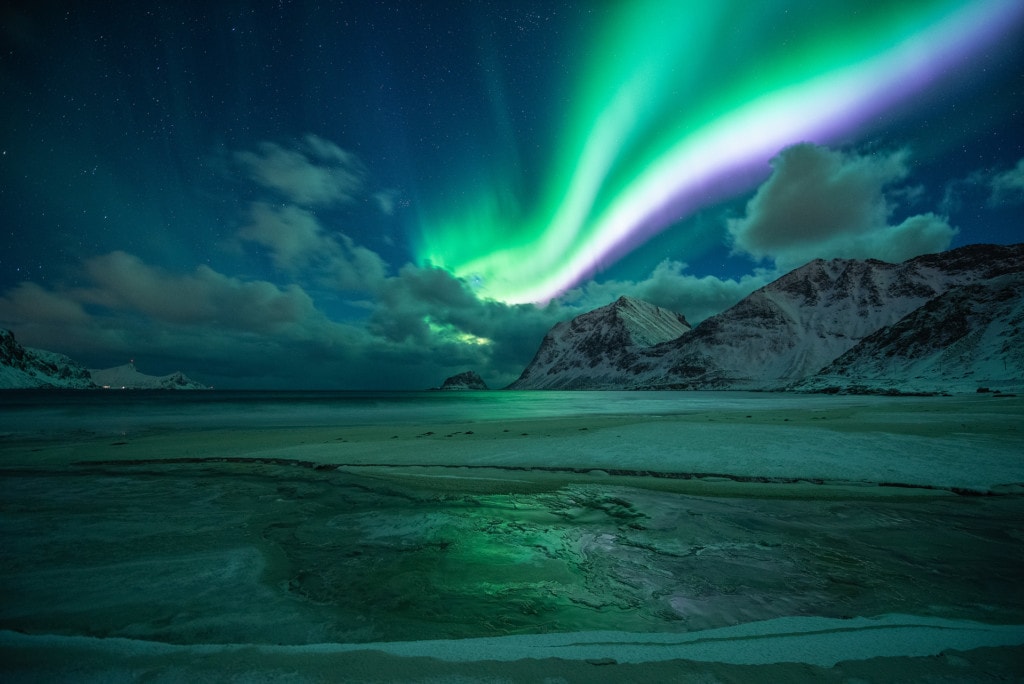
[0,137,989,389]
[728,143,958,271]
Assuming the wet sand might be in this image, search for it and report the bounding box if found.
[1,393,1022,681]
[5,393,1022,493]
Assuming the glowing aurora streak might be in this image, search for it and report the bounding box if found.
[418,0,1024,304]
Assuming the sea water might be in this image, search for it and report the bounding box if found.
[0,388,876,438]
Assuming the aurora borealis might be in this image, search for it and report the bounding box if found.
[1,1,1022,388]
[418,0,1024,303]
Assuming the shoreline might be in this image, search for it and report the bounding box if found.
[2,394,1021,494]
[3,617,1024,682]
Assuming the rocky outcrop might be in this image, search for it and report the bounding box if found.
[439,370,488,390]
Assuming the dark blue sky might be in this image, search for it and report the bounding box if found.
[1,1,1022,388]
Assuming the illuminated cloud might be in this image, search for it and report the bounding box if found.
[233,134,365,206]
[728,144,957,270]
[728,144,908,256]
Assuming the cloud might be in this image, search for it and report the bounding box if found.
[941,157,1024,213]
[558,260,772,325]
[238,202,388,289]
[0,251,560,389]
[0,281,89,326]
[0,251,381,386]
[728,143,957,270]
[238,202,326,271]
[372,189,399,216]
[0,248,769,389]
[988,157,1024,206]
[233,134,365,206]
[367,264,565,383]
[79,251,317,332]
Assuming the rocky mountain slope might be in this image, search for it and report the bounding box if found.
[507,296,691,389]
[630,243,1024,390]
[0,329,96,389]
[795,272,1024,394]
[511,244,1024,392]
[89,362,210,390]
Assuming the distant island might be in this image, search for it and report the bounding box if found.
[0,329,208,390]
[89,361,210,390]
[435,370,489,391]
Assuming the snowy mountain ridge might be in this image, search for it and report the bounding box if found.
[795,271,1024,394]
[511,244,1024,392]
[0,329,210,390]
[89,362,210,390]
[0,329,96,389]
[507,296,691,390]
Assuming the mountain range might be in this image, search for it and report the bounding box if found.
[4,243,1022,393]
[89,362,210,390]
[0,329,208,390]
[509,243,1024,394]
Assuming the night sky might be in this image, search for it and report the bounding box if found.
[1,1,1022,389]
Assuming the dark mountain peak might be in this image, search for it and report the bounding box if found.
[507,297,690,389]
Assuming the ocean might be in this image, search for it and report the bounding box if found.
[0,388,858,439]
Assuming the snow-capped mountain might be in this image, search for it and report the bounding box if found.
[796,272,1024,394]
[511,244,1024,392]
[0,329,96,389]
[507,295,691,389]
[438,370,489,390]
[89,362,210,390]
[629,243,1024,390]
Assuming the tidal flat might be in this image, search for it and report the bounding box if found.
[1,391,1022,681]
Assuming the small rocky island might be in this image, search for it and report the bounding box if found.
[437,370,488,390]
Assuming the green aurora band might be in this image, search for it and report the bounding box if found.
[416,0,1024,304]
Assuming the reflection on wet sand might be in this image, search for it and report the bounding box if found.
[3,461,1022,647]
[2,392,1022,680]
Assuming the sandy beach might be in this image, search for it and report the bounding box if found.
[1,392,1022,681]
[6,392,1022,492]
